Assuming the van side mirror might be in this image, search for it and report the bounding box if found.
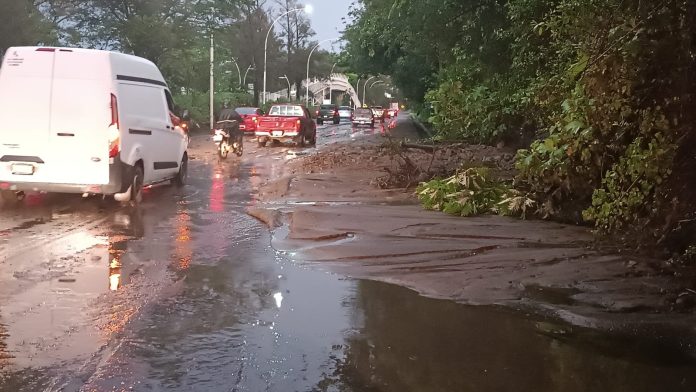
[181,109,190,121]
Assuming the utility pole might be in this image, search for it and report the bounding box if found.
[209,33,214,130]
[328,63,337,103]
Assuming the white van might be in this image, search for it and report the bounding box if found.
[0,47,188,204]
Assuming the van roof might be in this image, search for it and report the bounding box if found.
[5,46,167,87]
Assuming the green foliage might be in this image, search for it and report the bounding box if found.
[583,133,676,241]
[417,168,535,218]
[346,0,696,252]
[173,91,254,124]
[0,0,55,53]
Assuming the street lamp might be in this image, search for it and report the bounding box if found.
[328,62,337,103]
[362,76,376,106]
[279,75,291,100]
[230,58,241,87]
[370,80,384,88]
[306,38,339,107]
[367,81,385,103]
[243,64,255,88]
[263,4,313,104]
[221,58,242,87]
[355,77,361,108]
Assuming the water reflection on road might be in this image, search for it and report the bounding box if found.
[0,122,694,391]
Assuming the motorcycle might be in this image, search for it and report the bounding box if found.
[212,120,243,159]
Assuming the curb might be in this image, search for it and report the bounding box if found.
[408,113,433,138]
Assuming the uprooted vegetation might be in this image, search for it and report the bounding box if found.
[371,140,533,218]
[374,138,516,189]
[417,167,535,218]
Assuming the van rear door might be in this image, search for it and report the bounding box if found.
[47,49,110,185]
[0,48,53,179]
[0,48,110,186]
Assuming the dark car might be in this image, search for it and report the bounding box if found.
[316,104,340,125]
[352,108,375,128]
[234,107,263,134]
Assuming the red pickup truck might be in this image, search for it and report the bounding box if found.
[256,104,317,147]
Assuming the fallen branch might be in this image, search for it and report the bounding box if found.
[401,143,436,152]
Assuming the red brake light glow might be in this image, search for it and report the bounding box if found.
[109,94,120,158]
[110,94,119,127]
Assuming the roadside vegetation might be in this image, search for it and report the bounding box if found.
[343,0,696,257]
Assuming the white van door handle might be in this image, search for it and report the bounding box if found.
[57,133,75,137]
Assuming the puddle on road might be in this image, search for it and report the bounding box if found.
[89,165,696,392]
[0,154,694,391]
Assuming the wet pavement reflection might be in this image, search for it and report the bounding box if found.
[0,121,694,391]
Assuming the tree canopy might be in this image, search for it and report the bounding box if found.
[0,0,338,116]
[343,0,696,256]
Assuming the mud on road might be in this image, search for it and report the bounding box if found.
[0,115,695,391]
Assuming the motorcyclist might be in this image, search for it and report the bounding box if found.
[217,101,243,153]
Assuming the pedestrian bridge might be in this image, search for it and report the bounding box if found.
[269,74,360,107]
[306,74,361,107]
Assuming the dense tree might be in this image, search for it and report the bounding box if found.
[273,0,315,100]
[343,0,696,255]
[0,0,54,54]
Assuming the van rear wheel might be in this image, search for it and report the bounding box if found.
[174,154,188,186]
[131,165,144,205]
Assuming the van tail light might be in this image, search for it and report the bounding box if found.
[110,94,119,128]
[108,131,120,158]
[296,119,301,130]
[315,110,319,116]
[109,94,120,158]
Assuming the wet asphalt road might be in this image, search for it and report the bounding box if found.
[1,117,696,391]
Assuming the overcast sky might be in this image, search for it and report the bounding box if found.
[307,0,352,51]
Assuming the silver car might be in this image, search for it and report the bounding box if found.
[352,108,375,127]
[338,106,353,119]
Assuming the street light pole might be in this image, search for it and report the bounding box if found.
[362,76,376,107]
[243,64,255,89]
[209,33,214,131]
[306,38,339,107]
[279,75,291,100]
[263,5,312,105]
[328,62,337,103]
[229,58,242,87]
[355,77,361,108]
